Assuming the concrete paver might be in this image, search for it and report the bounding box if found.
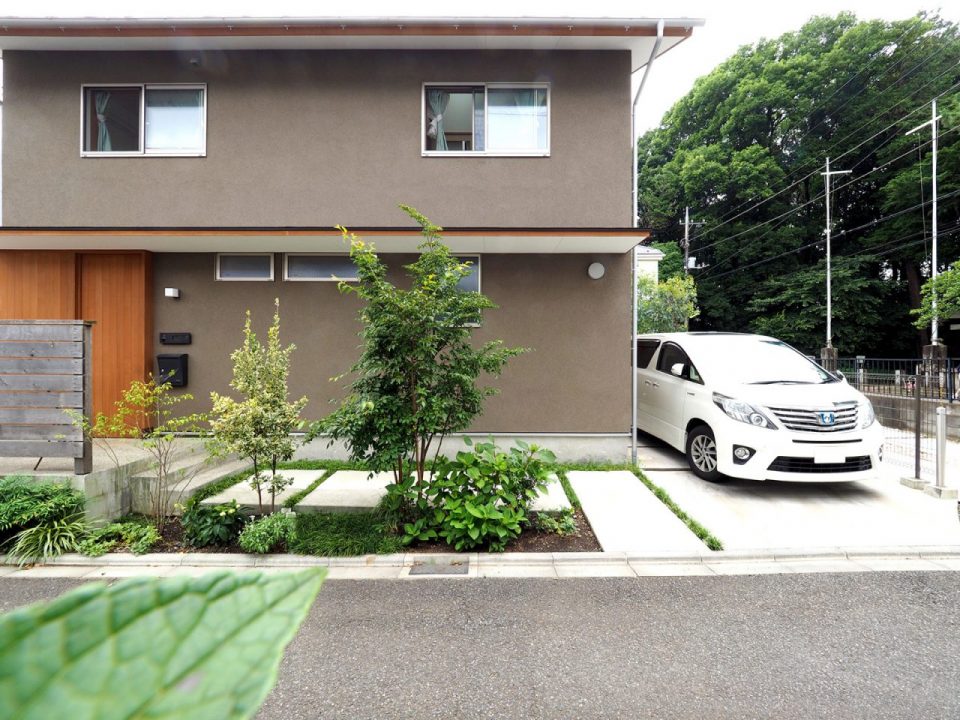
[568,470,706,552]
[294,470,394,512]
[202,470,324,511]
[646,462,960,551]
[529,474,572,513]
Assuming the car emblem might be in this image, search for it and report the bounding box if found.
[817,411,836,426]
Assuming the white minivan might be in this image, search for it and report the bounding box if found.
[635,332,883,482]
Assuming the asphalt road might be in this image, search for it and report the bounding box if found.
[2,573,959,719]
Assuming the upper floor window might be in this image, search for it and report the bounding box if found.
[284,254,359,282]
[216,253,273,281]
[423,84,549,156]
[82,84,206,156]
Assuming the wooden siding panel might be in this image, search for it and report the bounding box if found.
[0,251,76,319]
[79,252,151,419]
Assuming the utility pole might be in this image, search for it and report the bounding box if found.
[906,99,943,356]
[682,206,705,275]
[821,157,851,370]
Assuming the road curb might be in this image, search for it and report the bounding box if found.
[3,545,960,579]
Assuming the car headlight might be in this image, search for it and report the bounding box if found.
[860,399,876,428]
[712,393,777,429]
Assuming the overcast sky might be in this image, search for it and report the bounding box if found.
[5,1,960,131]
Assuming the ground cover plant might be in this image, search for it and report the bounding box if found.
[181,500,244,548]
[77,519,161,557]
[0,476,87,565]
[239,513,296,554]
[289,512,404,556]
[210,300,309,514]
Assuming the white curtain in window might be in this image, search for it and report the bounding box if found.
[145,89,204,152]
[95,91,112,152]
[426,89,450,151]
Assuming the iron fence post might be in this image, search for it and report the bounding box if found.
[936,406,946,488]
[914,377,922,480]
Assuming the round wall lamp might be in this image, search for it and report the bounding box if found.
[587,262,606,280]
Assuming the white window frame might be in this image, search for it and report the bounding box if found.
[215,253,275,282]
[421,82,550,158]
[283,253,359,282]
[80,83,208,157]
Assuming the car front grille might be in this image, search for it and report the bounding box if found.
[768,456,872,473]
[767,402,859,432]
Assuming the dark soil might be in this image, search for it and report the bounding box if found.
[405,508,601,553]
[137,507,600,556]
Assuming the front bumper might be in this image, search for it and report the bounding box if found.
[713,421,884,482]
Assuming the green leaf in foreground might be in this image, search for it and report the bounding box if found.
[0,569,325,720]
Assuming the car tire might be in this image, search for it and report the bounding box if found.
[685,425,724,482]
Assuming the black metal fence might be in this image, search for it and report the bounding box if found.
[832,357,959,483]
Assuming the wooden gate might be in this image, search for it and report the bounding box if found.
[0,320,93,474]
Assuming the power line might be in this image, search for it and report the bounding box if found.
[695,189,960,283]
[687,60,960,245]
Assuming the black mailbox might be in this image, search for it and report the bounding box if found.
[157,354,188,387]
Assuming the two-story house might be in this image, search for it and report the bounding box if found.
[0,14,699,460]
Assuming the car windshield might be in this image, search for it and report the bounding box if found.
[695,338,836,385]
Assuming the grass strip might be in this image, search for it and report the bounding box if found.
[289,512,403,556]
[555,469,581,509]
[277,459,366,471]
[282,470,329,509]
[558,461,724,551]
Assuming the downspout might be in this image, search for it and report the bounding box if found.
[631,18,664,466]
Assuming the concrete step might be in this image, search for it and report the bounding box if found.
[130,455,251,516]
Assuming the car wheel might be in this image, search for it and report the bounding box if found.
[686,425,723,482]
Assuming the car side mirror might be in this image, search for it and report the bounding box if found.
[836,370,846,382]
[670,363,685,378]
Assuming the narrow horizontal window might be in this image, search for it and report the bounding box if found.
[423,84,549,156]
[82,84,206,156]
[284,254,358,282]
[217,253,274,281]
[455,256,481,294]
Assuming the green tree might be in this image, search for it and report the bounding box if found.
[210,300,308,513]
[651,240,684,280]
[637,274,700,333]
[914,261,960,329]
[637,12,960,355]
[316,205,524,493]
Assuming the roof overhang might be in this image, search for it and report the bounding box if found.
[0,228,651,254]
[0,16,701,70]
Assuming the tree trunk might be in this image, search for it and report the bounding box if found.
[904,260,930,351]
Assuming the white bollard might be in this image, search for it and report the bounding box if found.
[936,406,946,489]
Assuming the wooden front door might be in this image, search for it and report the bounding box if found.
[78,253,152,420]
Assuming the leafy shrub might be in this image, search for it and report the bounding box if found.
[7,515,87,566]
[533,508,579,537]
[238,513,296,554]
[289,512,403,556]
[181,500,244,547]
[78,520,161,557]
[389,439,556,552]
[0,476,85,538]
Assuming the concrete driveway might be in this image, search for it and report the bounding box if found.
[637,432,960,551]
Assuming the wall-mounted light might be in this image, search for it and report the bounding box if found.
[164,287,181,299]
[587,262,605,280]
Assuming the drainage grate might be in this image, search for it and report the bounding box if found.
[409,562,469,576]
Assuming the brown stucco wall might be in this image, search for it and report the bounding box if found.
[3,49,630,229]
[152,252,630,433]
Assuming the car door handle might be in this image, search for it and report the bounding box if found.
[687,392,695,397]
[650,382,659,388]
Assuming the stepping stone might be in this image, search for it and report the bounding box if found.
[294,470,395,513]
[201,469,323,512]
[568,470,706,553]
[529,474,572,513]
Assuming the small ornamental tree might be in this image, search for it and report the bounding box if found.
[913,261,960,332]
[210,300,308,513]
[316,205,524,493]
[72,376,206,534]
